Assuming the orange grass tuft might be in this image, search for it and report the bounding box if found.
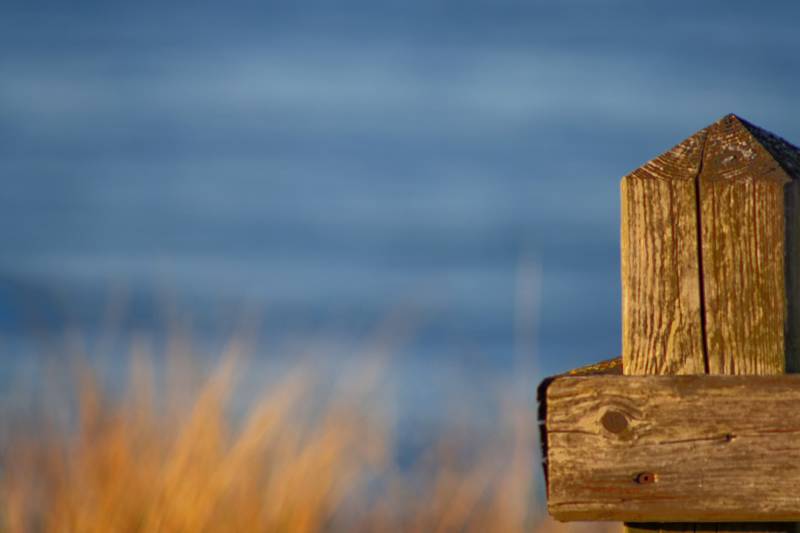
[0,341,618,532]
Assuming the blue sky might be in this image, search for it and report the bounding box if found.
[2,1,800,382]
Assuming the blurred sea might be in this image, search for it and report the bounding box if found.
[2,1,800,418]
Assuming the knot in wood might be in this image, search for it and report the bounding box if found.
[600,410,629,434]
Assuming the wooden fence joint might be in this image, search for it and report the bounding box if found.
[540,114,800,531]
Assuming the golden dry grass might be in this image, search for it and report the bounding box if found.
[0,340,618,532]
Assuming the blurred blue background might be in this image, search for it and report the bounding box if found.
[2,1,800,406]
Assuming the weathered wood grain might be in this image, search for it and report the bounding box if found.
[546,374,800,523]
[621,115,800,378]
[538,356,623,492]
[699,117,792,375]
[621,130,707,376]
[618,114,800,532]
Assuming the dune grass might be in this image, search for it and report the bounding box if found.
[0,338,617,532]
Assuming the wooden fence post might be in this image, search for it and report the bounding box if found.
[621,114,800,532]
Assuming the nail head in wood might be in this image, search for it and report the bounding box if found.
[634,472,656,485]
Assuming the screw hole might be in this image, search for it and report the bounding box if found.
[634,472,656,485]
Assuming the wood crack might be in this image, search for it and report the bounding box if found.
[694,132,711,375]
[657,433,735,446]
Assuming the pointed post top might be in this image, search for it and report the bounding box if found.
[626,114,800,184]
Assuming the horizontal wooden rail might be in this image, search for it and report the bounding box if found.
[540,374,800,523]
